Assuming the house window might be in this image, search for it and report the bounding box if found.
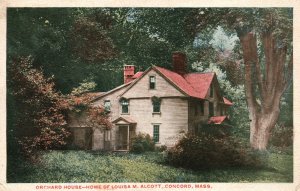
[149,76,156,89]
[152,96,161,113]
[153,101,161,112]
[153,125,160,143]
[104,100,111,112]
[210,85,214,97]
[120,99,129,113]
[209,102,214,117]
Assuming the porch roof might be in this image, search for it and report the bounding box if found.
[208,116,229,125]
[112,116,137,125]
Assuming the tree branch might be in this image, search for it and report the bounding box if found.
[239,32,261,118]
[248,33,265,103]
[262,33,275,93]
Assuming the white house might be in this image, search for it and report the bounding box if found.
[68,52,233,150]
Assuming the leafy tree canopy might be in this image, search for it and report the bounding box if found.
[7,8,293,150]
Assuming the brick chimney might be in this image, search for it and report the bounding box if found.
[124,65,135,84]
[172,52,187,75]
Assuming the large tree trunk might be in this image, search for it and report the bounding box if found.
[249,110,280,150]
[239,32,291,150]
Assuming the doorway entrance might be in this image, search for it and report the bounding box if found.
[118,125,136,150]
[118,125,129,150]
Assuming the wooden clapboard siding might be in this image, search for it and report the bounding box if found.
[122,69,186,98]
[92,85,128,120]
[119,68,188,146]
[126,97,188,147]
[90,84,130,150]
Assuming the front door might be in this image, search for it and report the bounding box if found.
[118,125,129,150]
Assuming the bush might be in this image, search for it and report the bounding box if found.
[130,133,155,154]
[166,133,265,169]
[155,145,168,152]
[268,145,293,155]
[7,57,71,160]
[131,143,145,154]
[270,124,293,148]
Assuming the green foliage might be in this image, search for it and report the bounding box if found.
[201,8,293,146]
[155,145,168,152]
[70,79,96,96]
[134,8,197,48]
[8,8,77,93]
[130,133,155,154]
[7,8,293,154]
[166,133,264,169]
[193,8,292,41]
[193,8,293,148]
[201,124,232,137]
[221,82,249,141]
[268,145,293,155]
[6,8,254,94]
[192,62,250,141]
[67,87,93,114]
[70,13,116,62]
[270,124,293,148]
[7,8,120,94]
[7,150,292,183]
[279,83,293,126]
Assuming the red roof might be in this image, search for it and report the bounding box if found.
[120,65,233,106]
[132,71,143,79]
[154,66,214,99]
[185,73,214,99]
[223,97,233,106]
[208,116,228,124]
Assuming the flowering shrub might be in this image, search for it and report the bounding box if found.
[86,106,112,129]
[8,57,113,160]
[8,56,71,159]
[67,79,112,130]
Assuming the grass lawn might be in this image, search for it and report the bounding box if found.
[7,150,293,183]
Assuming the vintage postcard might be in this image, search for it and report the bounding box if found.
[0,0,299,191]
